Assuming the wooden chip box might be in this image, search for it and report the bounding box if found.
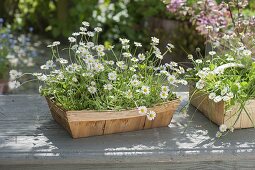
[46,98,180,138]
[190,86,255,129]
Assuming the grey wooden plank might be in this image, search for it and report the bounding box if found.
[0,94,255,168]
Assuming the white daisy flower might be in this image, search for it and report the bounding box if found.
[72,32,80,36]
[72,77,78,82]
[196,80,205,90]
[209,92,216,100]
[40,65,49,70]
[167,75,176,83]
[91,81,96,86]
[138,53,146,61]
[195,59,203,64]
[9,70,22,80]
[80,27,87,32]
[53,41,60,46]
[134,42,142,47]
[46,60,55,68]
[138,106,147,115]
[161,86,170,93]
[38,74,47,81]
[141,86,150,95]
[57,58,68,64]
[119,38,130,45]
[88,86,97,94]
[160,91,168,99]
[213,96,222,103]
[123,52,132,58]
[219,124,227,132]
[209,51,216,56]
[130,79,141,87]
[167,43,174,49]
[216,131,222,138]
[87,31,95,37]
[94,27,102,32]
[147,111,156,120]
[151,37,159,46]
[108,71,117,81]
[103,84,113,91]
[68,37,76,43]
[187,54,193,60]
[223,96,231,101]
[82,21,90,27]
[8,80,21,89]
[131,58,139,62]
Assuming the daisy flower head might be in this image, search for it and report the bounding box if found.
[138,106,147,115]
[151,37,159,46]
[130,79,141,87]
[68,37,76,43]
[138,53,146,61]
[8,80,21,89]
[72,32,80,36]
[161,86,170,93]
[9,70,22,80]
[57,58,68,64]
[209,92,216,100]
[72,77,78,82]
[147,111,156,121]
[108,71,117,81]
[141,86,150,95]
[196,80,205,90]
[167,43,174,49]
[131,58,139,62]
[223,96,231,101]
[87,31,95,37]
[82,21,90,27]
[167,75,176,83]
[103,84,113,91]
[119,38,130,45]
[216,131,222,138]
[187,54,193,60]
[219,124,227,132]
[94,27,102,32]
[209,51,216,56]
[213,96,222,103]
[88,86,97,94]
[160,91,168,99]
[123,52,132,58]
[195,59,203,64]
[134,42,142,47]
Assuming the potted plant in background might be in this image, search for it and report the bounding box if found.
[163,0,255,136]
[12,22,187,138]
[180,0,255,137]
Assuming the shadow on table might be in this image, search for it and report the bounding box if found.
[35,99,255,158]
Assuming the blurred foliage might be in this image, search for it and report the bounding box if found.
[6,0,250,61]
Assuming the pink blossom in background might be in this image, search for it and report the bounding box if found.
[167,0,186,13]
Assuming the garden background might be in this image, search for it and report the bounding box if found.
[1,0,255,94]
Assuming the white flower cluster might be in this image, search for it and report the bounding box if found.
[13,21,186,117]
[138,106,156,121]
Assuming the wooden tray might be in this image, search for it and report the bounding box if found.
[46,98,180,138]
[190,86,255,129]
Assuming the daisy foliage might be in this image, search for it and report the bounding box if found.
[11,22,186,119]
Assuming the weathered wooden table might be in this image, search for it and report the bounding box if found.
[1,93,255,170]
